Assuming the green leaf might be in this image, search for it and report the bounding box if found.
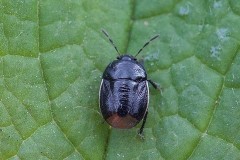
[0,0,240,159]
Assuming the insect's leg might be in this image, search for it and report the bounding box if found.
[148,79,159,90]
[138,110,148,137]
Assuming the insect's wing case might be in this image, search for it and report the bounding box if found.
[99,79,149,128]
[99,79,115,119]
[132,81,149,120]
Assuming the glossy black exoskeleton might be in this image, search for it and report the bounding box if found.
[99,30,159,136]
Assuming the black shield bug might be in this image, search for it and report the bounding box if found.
[99,29,159,136]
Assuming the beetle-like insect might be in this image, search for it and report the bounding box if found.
[99,29,159,136]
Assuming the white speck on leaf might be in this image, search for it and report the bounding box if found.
[144,21,149,26]
[179,6,189,15]
[16,31,23,38]
[144,50,160,61]
[232,74,235,80]
[216,28,229,41]
[210,45,221,60]
[169,131,178,147]
[236,100,239,105]
[213,1,222,8]
[232,88,235,95]
[117,153,124,158]
[179,2,192,16]
[178,64,186,70]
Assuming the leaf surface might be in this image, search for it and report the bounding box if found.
[0,0,240,159]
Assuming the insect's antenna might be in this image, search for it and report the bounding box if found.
[135,34,159,57]
[102,29,120,55]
